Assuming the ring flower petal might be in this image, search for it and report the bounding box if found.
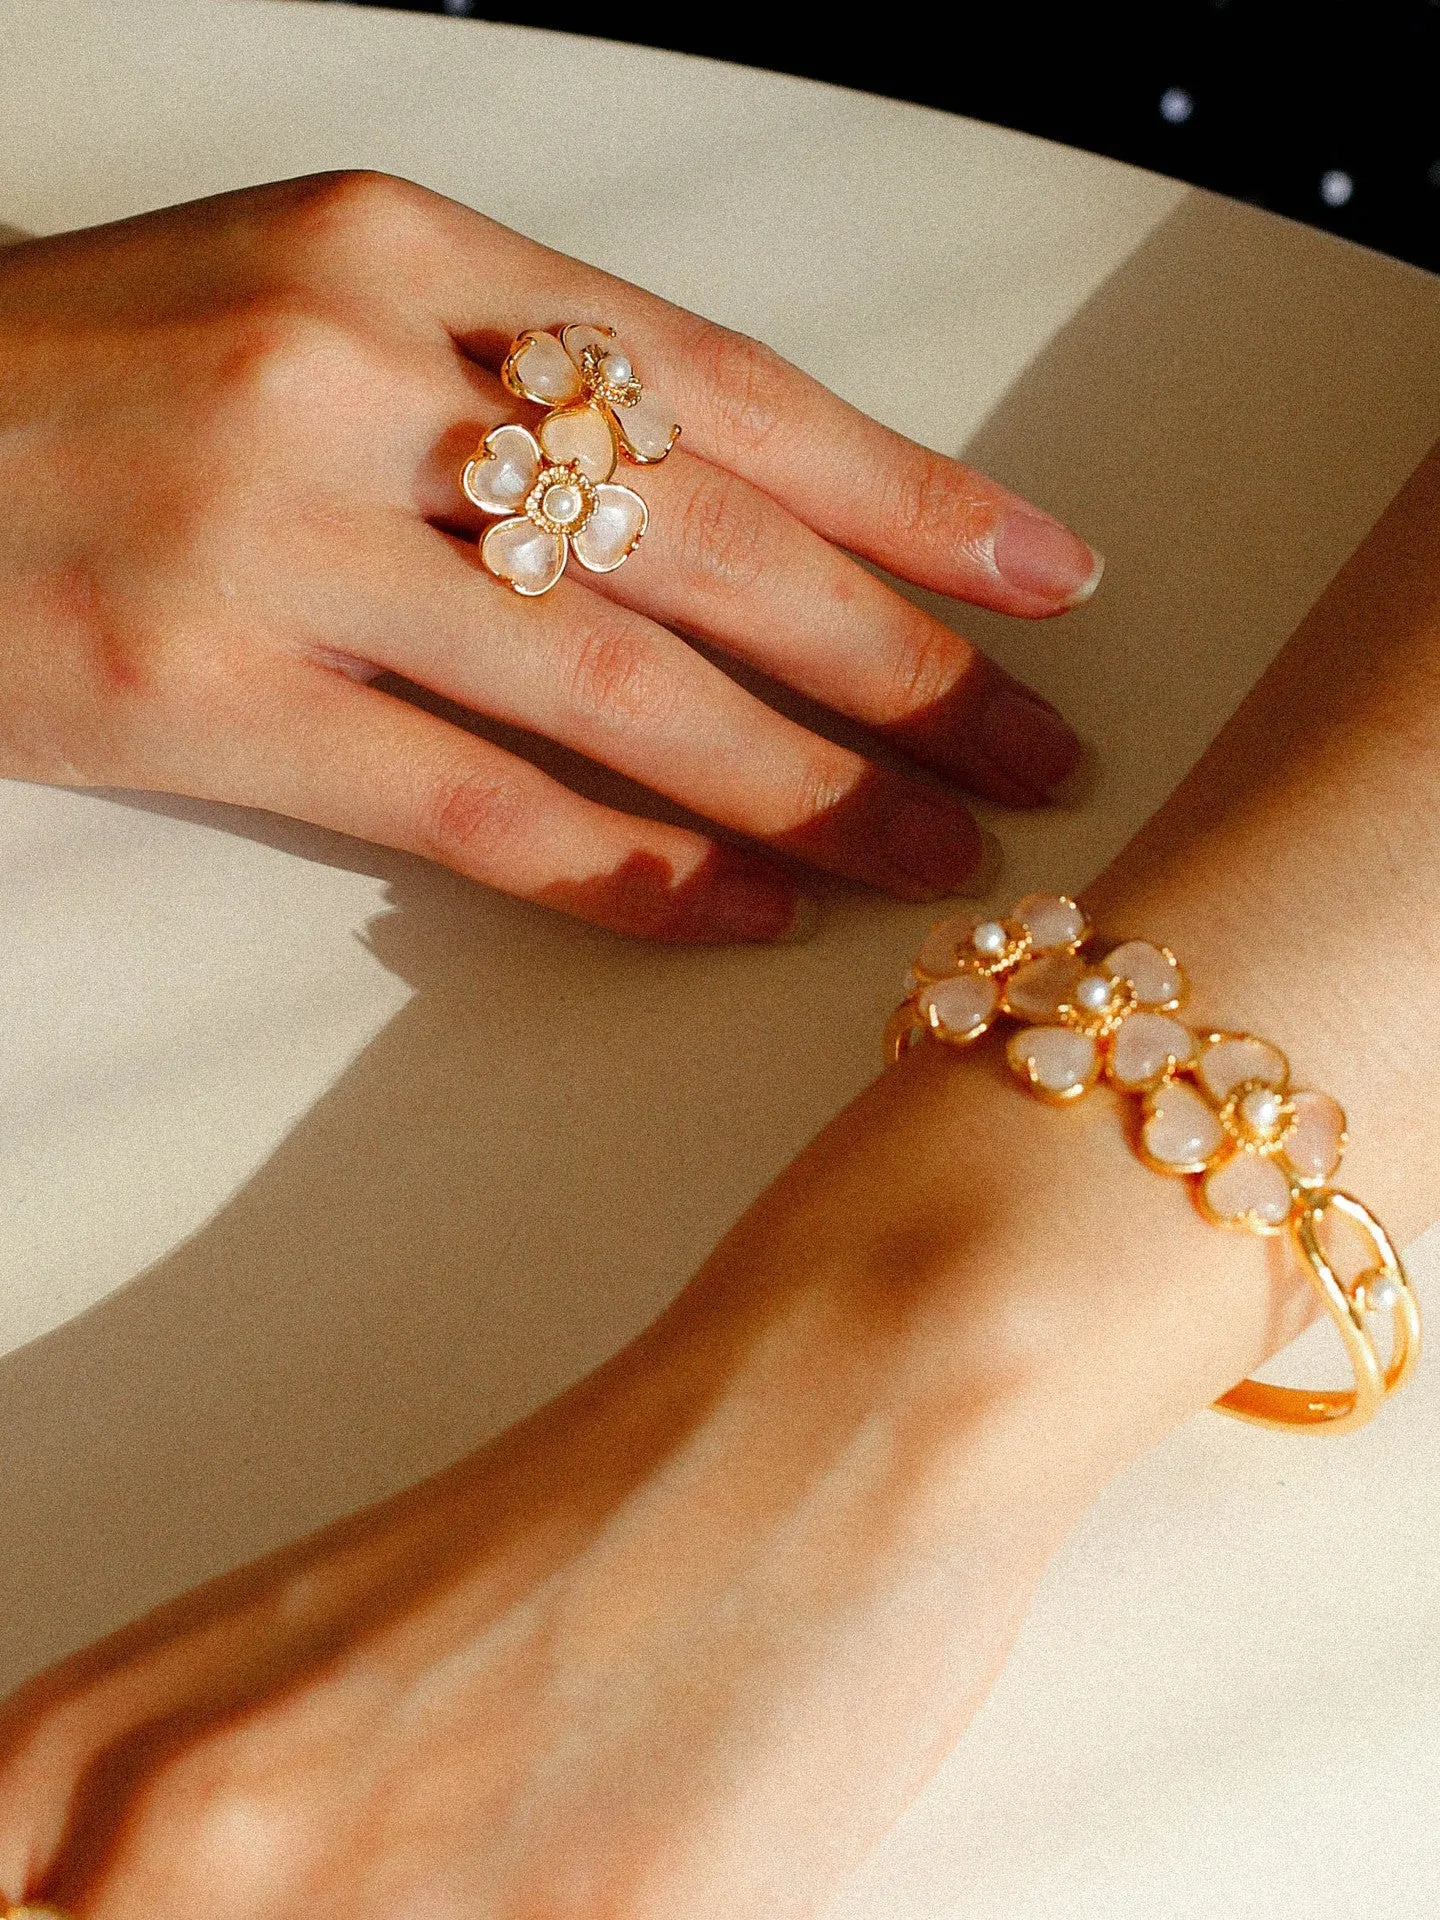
[503,328,584,406]
[538,405,618,483]
[571,485,648,572]
[463,424,542,515]
[480,517,568,596]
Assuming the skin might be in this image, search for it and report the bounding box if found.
[0,172,1098,947]
[1,433,1437,1913]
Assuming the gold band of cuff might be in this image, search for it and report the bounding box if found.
[889,893,1421,1434]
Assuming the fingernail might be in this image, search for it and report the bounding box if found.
[878,784,986,901]
[993,512,1104,607]
[980,687,1084,797]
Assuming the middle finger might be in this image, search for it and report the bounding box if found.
[421,369,1083,810]
[588,444,1084,808]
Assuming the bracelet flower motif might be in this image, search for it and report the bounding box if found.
[461,323,679,597]
[888,893,1420,1429]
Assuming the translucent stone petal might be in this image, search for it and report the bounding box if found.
[538,404,617,484]
[1281,1089,1347,1185]
[570,485,647,573]
[918,971,998,1043]
[461,423,542,516]
[503,329,583,406]
[1142,1081,1225,1171]
[1107,1011,1196,1090]
[562,321,617,369]
[914,913,977,980]
[1103,939,1184,1008]
[1198,1035,1289,1102]
[480,516,567,596]
[1202,1151,1295,1230]
[1002,951,1084,1022]
[1006,1024,1098,1098]
[1013,892,1087,951]
[613,387,681,463]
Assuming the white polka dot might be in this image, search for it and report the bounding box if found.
[1159,88,1194,125]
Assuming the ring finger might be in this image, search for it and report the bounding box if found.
[346,514,989,901]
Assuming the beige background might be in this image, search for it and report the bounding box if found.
[2,3,1439,1912]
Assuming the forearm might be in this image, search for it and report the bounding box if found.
[9,448,1440,1920]
[434,434,1440,1897]
[681,439,1440,1496]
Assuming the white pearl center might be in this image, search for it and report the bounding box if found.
[543,483,584,526]
[602,351,633,386]
[1361,1270,1401,1313]
[1240,1087,1284,1135]
[972,920,1007,956]
[1074,973,1115,1013]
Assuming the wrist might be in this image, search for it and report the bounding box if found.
[681,1037,1302,1543]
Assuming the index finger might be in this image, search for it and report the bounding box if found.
[420,195,1103,618]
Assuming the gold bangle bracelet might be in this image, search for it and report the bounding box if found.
[4,1907,75,1918]
[887,893,1421,1434]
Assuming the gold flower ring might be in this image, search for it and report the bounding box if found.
[460,323,680,598]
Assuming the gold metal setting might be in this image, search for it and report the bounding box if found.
[579,340,642,409]
[1216,1191,1420,1432]
[523,462,597,537]
[888,894,1421,1433]
[1060,976,1139,1042]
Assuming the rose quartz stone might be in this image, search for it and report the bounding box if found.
[1198,1035,1288,1103]
[1108,1012,1195,1090]
[571,485,648,572]
[915,913,976,979]
[1203,1151,1294,1228]
[1007,1024,1097,1095]
[1003,951,1084,1021]
[481,516,567,595]
[614,388,680,462]
[462,423,541,515]
[509,329,583,404]
[1281,1089,1346,1183]
[1142,1081,1225,1170]
[1103,939,1184,1008]
[1013,892,1087,951]
[538,404,617,484]
[919,971,998,1042]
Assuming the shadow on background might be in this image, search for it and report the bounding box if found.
[4,193,1440,1689]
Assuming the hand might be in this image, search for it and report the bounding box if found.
[0,171,1096,943]
[5,447,1439,1920]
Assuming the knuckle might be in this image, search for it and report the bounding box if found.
[564,621,672,733]
[880,621,972,723]
[688,319,790,461]
[425,765,533,867]
[780,750,854,834]
[208,292,364,415]
[275,168,436,253]
[676,469,767,593]
[882,448,967,550]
